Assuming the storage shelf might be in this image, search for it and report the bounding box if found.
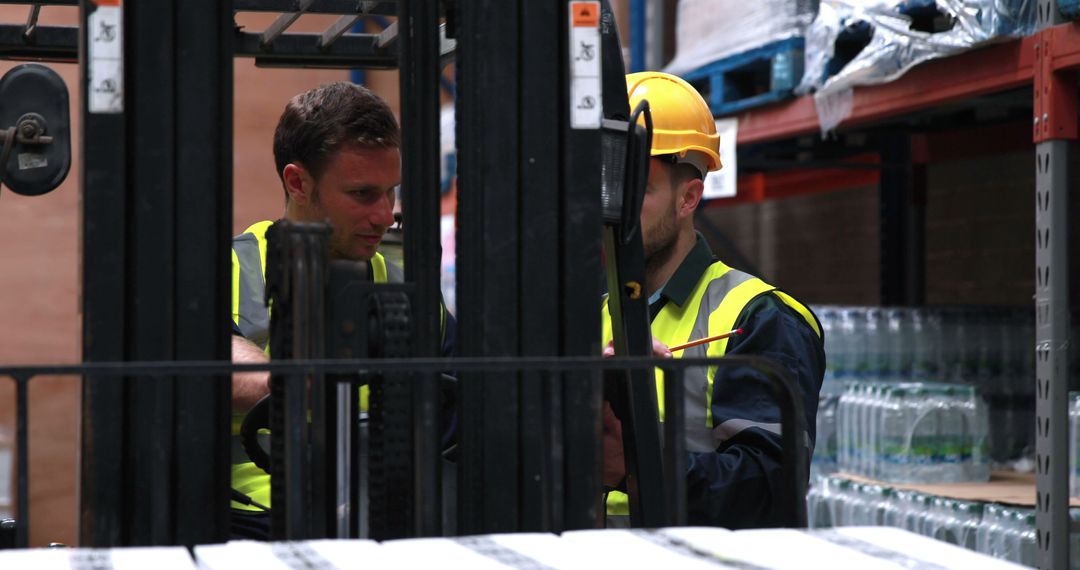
[734,22,1080,145]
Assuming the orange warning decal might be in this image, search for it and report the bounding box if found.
[571,2,599,28]
[95,0,122,6]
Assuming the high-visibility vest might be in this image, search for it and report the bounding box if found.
[229,220,401,511]
[600,259,821,521]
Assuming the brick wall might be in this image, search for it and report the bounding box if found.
[698,183,880,306]
[698,147,1079,310]
[924,151,1036,306]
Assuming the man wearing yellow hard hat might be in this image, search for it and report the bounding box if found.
[601,72,825,528]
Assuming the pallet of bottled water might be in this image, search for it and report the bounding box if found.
[810,304,1051,473]
[836,380,990,483]
[807,474,1080,568]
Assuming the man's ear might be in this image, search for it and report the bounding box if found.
[282,163,314,205]
[678,178,705,219]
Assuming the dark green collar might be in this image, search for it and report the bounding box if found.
[652,232,715,311]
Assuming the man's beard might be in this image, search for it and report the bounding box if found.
[643,212,678,279]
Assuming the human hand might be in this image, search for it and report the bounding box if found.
[602,338,673,359]
[602,401,625,489]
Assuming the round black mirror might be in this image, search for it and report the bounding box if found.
[0,64,71,197]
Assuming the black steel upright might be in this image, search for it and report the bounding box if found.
[455,0,523,534]
[79,0,127,547]
[520,0,564,532]
[80,0,233,547]
[597,0,668,528]
[398,0,443,537]
[456,0,604,533]
[879,134,925,306]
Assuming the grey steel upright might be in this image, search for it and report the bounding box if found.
[1033,1,1074,568]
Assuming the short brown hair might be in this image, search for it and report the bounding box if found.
[273,82,400,198]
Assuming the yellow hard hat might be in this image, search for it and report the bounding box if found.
[626,71,721,176]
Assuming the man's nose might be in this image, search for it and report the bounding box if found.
[373,193,395,227]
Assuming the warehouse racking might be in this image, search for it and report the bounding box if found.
[648,2,1075,567]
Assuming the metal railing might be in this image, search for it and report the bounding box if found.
[0,354,806,548]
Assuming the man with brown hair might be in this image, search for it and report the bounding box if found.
[229,82,452,538]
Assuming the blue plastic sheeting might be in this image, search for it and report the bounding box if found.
[798,0,1037,134]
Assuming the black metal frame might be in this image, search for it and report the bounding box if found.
[455,0,609,534]
[2,354,808,548]
[2,0,813,549]
[0,1,402,68]
[79,0,233,547]
[398,0,443,537]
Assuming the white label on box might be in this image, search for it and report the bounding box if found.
[703,117,738,200]
[89,6,124,114]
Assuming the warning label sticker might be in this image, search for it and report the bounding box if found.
[569,1,601,129]
[570,1,599,28]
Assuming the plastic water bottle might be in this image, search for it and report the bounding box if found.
[0,426,11,520]
[864,308,887,382]
[863,484,888,526]
[967,387,991,482]
[817,306,840,382]
[1017,511,1037,567]
[965,309,989,390]
[886,308,913,382]
[992,312,1018,461]
[906,491,932,535]
[836,307,859,381]
[937,386,965,482]
[1070,508,1080,567]
[883,488,908,529]
[834,478,853,526]
[806,475,832,529]
[847,308,869,381]
[953,500,982,550]
[907,385,939,483]
[837,383,853,473]
[811,392,839,480]
[913,308,943,383]
[1071,392,1080,499]
[850,382,867,475]
[975,503,1002,557]
[879,386,908,482]
[861,382,875,476]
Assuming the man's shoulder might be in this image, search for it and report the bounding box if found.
[738,290,822,342]
[233,220,275,243]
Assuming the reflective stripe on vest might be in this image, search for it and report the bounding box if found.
[232,221,274,350]
[601,260,820,520]
[230,220,398,511]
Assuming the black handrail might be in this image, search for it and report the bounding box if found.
[0,354,807,547]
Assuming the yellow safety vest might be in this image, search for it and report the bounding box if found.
[600,259,821,521]
[229,220,399,511]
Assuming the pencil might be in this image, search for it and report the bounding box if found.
[667,328,744,353]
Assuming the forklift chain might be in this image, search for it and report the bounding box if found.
[367,289,413,540]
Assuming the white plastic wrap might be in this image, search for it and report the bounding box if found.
[664,0,819,77]
[799,0,1036,133]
